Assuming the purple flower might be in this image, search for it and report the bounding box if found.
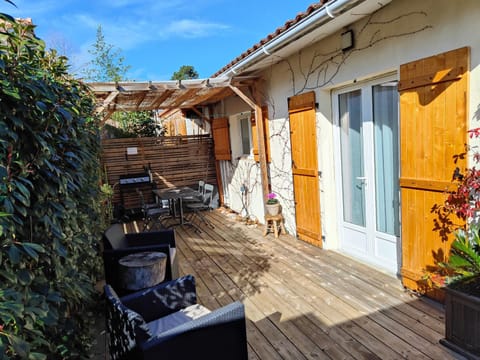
[267,192,279,204]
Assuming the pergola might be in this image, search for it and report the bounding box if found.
[88,76,270,206]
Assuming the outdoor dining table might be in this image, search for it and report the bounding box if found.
[152,187,199,227]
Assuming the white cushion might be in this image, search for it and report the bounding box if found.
[147,304,211,335]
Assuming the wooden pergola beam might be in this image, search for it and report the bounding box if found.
[184,87,226,107]
[158,108,180,119]
[89,77,258,115]
[168,88,199,109]
[134,90,149,110]
[188,106,211,125]
[100,109,115,125]
[151,89,174,109]
[229,85,256,109]
[95,90,119,114]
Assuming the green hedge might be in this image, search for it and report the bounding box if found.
[0,14,103,358]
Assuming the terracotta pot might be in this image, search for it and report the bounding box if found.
[265,203,281,216]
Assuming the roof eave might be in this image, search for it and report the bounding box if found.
[213,0,392,78]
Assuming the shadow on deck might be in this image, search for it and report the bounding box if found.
[96,208,464,360]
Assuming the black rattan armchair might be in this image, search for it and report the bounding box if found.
[102,223,178,294]
[104,275,248,360]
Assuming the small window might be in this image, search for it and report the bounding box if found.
[239,115,252,156]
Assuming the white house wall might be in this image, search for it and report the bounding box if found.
[218,0,480,259]
[214,95,266,220]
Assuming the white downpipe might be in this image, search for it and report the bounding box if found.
[218,0,361,78]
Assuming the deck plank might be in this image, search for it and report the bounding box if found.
[203,214,414,359]
[125,209,462,360]
[196,211,454,359]
[175,223,295,360]
[191,218,380,359]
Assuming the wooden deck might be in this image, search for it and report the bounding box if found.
[124,208,464,360]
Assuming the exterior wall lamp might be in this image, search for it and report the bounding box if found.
[341,29,354,52]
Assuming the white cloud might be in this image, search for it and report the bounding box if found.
[70,13,99,30]
[67,12,229,52]
[163,19,229,39]
[102,0,185,11]
[103,21,154,50]
[3,0,233,80]
[63,13,149,50]
[101,0,148,7]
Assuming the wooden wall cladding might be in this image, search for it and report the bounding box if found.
[101,135,217,209]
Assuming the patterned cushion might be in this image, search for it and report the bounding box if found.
[143,274,196,314]
[104,285,153,360]
[147,304,211,335]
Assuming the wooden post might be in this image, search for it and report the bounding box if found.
[215,160,224,205]
[252,84,270,206]
[208,104,226,206]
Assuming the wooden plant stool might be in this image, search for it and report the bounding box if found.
[263,214,286,238]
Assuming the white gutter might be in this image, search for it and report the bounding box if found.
[217,0,365,78]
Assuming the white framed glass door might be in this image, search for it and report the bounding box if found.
[333,75,400,274]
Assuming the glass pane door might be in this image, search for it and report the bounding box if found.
[373,84,400,236]
[334,76,400,274]
[339,90,365,227]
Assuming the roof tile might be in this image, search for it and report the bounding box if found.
[213,1,329,77]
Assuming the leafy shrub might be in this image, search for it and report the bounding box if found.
[0,13,103,358]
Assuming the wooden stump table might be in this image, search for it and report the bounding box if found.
[118,251,167,291]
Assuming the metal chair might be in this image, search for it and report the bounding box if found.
[197,180,205,196]
[185,183,215,229]
[182,180,205,204]
[136,189,170,231]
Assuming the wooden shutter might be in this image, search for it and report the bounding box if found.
[399,47,469,296]
[251,106,271,163]
[212,117,231,160]
[288,91,322,247]
[176,116,187,136]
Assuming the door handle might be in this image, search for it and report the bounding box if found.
[356,176,367,185]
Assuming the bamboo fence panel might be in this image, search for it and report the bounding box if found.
[101,134,217,210]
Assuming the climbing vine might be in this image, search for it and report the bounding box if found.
[262,4,433,221]
[0,13,102,358]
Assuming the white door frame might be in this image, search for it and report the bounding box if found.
[332,73,400,274]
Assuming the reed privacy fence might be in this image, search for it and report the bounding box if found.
[101,135,217,211]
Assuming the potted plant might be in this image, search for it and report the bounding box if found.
[436,227,480,358]
[265,192,281,216]
[429,127,480,358]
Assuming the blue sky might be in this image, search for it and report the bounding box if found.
[2,0,317,80]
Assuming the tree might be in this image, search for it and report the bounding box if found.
[116,111,165,137]
[83,25,163,137]
[171,65,199,80]
[82,25,130,82]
